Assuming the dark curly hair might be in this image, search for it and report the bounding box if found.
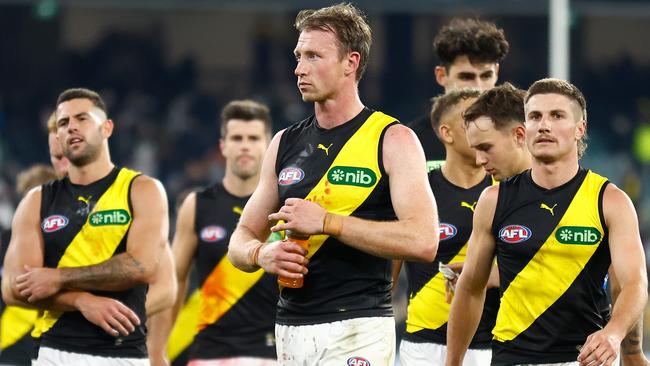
[463,82,525,130]
[434,18,509,69]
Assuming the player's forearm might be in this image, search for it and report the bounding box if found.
[5,288,90,312]
[445,282,487,365]
[228,225,265,272]
[606,278,648,342]
[60,252,152,291]
[330,214,437,261]
[147,307,174,363]
[146,281,177,317]
[621,319,645,360]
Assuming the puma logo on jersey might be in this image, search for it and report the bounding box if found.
[317,143,333,156]
[77,196,91,205]
[540,203,557,216]
[461,201,477,212]
[232,206,243,215]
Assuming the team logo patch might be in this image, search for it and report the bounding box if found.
[347,357,371,366]
[499,224,532,244]
[200,225,227,243]
[42,215,69,233]
[327,166,377,187]
[555,226,601,245]
[439,223,457,241]
[89,209,131,226]
[278,167,305,186]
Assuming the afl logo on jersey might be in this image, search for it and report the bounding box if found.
[278,167,304,186]
[347,357,371,366]
[200,225,227,243]
[499,224,532,244]
[439,223,457,241]
[42,215,69,233]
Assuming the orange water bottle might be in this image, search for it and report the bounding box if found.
[277,230,310,288]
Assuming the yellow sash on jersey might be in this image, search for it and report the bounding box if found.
[166,289,200,360]
[167,218,284,360]
[197,258,265,331]
[493,171,607,341]
[32,168,140,337]
[406,244,468,333]
[1,306,38,349]
[297,111,396,262]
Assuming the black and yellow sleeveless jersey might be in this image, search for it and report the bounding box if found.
[491,168,610,365]
[0,229,37,365]
[183,182,278,360]
[275,107,398,325]
[35,167,147,358]
[404,168,498,349]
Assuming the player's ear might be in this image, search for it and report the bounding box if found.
[435,66,448,89]
[513,124,526,146]
[102,119,114,138]
[438,124,453,145]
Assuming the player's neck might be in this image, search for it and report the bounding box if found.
[531,155,579,189]
[513,149,532,176]
[67,152,115,186]
[314,87,364,129]
[442,152,485,188]
[222,172,258,198]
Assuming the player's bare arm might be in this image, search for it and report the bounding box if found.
[269,124,439,262]
[145,242,177,316]
[148,192,198,366]
[16,175,169,300]
[608,266,650,365]
[578,184,648,366]
[445,185,498,366]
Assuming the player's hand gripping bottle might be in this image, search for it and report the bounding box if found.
[277,230,310,288]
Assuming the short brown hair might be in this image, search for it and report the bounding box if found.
[295,3,372,81]
[220,100,272,138]
[525,78,588,157]
[16,164,57,196]
[525,78,587,121]
[434,18,509,69]
[464,82,525,130]
[430,88,481,139]
[56,88,108,115]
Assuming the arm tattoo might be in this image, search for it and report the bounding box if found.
[60,253,147,291]
[622,320,643,355]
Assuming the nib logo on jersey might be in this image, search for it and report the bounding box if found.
[89,209,131,226]
[499,224,532,244]
[555,226,601,245]
[439,223,457,240]
[327,166,377,187]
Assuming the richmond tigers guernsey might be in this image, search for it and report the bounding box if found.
[275,107,397,325]
[0,229,37,365]
[491,168,610,365]
[37,167,147,358]
[187,182,277,359]
[404,168,498,348]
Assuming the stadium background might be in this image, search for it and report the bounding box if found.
[0,0,649,355]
